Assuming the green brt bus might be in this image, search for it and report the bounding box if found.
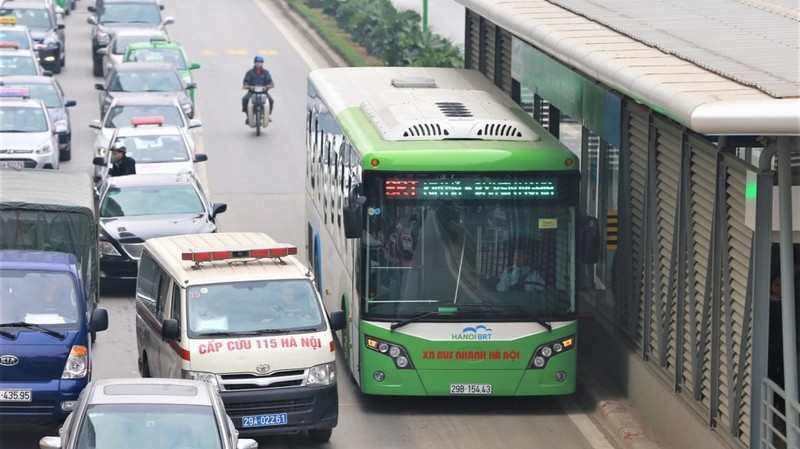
[305,67,598,396]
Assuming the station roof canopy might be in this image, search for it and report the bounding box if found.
[459,0,800,136]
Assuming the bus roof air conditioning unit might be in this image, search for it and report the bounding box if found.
[362,89,539,142]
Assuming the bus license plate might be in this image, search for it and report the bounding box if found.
[450,384,492,395]
[0,389,32,402]
[242,413,288,428]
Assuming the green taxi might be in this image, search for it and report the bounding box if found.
[123,37,200,102]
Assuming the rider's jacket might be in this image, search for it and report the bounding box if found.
[243,67,273,87]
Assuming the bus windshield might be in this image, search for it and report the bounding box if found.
[360,172,578,321]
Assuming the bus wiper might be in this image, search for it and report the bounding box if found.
[449,303,554,332]
[390,307,457,332]
[0,322,65,339]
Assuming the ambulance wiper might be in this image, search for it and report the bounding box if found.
[0,322,65,339]
[199,331,234,337]
[250,329,292,335]
[390,307,458,332]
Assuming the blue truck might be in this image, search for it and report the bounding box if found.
[0,169,108,422]
[0,250,108,422]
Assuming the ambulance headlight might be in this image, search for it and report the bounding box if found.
[182,370,219,389]
[307,362,335,386]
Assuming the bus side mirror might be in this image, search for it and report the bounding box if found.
[343,188,366,239]
[580,216,600,264]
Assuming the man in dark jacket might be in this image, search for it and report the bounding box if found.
[242,55,274,121]
[108,141,136,177]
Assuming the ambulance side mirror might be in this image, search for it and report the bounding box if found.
[328,310,345,331]
[162,319,179,340]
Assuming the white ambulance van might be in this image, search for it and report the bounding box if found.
[134,232,345,443]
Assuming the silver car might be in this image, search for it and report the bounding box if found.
[39,378,258,449]
[0,88,60,169]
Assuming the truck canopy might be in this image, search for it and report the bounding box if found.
[0,169,100,304]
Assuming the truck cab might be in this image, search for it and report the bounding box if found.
[0,250,109,423]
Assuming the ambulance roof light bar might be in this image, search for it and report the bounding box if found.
[181,245,298,266]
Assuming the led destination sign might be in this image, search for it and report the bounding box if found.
[385,179,557,199]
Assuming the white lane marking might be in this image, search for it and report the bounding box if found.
[560,395,618,449]
[253,0,319,71]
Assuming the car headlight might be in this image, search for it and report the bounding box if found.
[182,75,192,84]
[55,119,68,129]
[306,362,335,386]
[181,102,193,115]
[96,32,110,46]
[182,370,220,389]
[43,33,60,47]
[99,241,121,257]
[34,142,53,155]
[62,346,88,379]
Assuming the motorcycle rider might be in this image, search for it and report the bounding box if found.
[242,55,274,123]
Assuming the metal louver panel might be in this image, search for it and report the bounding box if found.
[466,11,480,71]
[626,102,649,341]
[498,29,513,93]
[483,20,497,83]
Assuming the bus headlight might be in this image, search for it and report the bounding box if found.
[365,335,414,369]
[527,335,575,370]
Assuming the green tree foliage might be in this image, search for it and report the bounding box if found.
[316,0,463,67]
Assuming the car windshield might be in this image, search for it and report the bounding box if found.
[187,279,324,335]
[119,134,189,163]
[5,83,61,108]
[0,270,81,327]
[0,56,38,76]
[100,184,204,217]
[99,3,162,24]
[127,47,186,70]
[104,104,185,128]
[0,8,53,31]
[0,106,48,132]
[75,403,223,449]
[109,70,183,92]
[0,30,31,49]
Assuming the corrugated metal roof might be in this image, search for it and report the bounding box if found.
[458,0,800,135]
[548,0,799,98]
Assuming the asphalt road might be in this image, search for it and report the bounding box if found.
[0,1,623,448]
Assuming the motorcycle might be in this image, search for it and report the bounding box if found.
[246,85,271,136]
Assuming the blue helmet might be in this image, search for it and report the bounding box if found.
[254,55,264,63]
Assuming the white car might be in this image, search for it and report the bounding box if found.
[89,95,201,163]
[92,115,206,183]
[96,28,168,78]
[0,87,61,169]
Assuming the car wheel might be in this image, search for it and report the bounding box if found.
[308,429,332,443]
[92,55,103,77]
[140,353,152,378]
[50,62,61,74]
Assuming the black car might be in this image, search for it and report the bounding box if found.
[0,1,65,73]
[0,74,76,160]
[95,61,195,118]
[96,172,227,281]
[87,0,173,77]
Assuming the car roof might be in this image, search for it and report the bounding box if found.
[112,61,178,71]
[104,172,196,188]
[85,378,214,407]
[0,74,55,85]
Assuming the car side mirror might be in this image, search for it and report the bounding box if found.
[87,5,96,13]
[189,62,200,70]
[211,203,227,219]
[185,82,197,89]
[57,23,65,30]
[92,156,106,166]
[328,310,346,331]
[188,119,202,129]
[65,100,76,108]
[94,83,104,90]
[194,153,208,163]
[86,16,97,25]
[163,16,175,25]
[54,124,68,134]
[89,119,101,130]
[88,307,109,333]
